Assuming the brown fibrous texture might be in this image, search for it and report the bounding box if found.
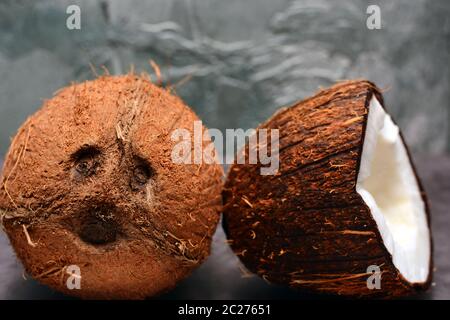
[223,80,432,298]
[0,74,223,299]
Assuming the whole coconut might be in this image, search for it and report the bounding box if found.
[0,74,223,299]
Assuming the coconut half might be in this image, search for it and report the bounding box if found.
[223,80,432,298]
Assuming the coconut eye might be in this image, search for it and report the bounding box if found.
[76,158,96,176]
[72,146,100,178]
[130,158,153,191]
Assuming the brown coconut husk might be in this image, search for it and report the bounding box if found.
[222,80,432,298]
[0,73,223,299]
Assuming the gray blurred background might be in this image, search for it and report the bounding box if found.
[0,0,449,299]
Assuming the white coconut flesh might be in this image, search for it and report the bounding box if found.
[356,96,430,284]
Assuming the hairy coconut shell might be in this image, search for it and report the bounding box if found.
[223,80,432,298]
[0,74,223,299]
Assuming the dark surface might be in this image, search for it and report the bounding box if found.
[0,155,449,299]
